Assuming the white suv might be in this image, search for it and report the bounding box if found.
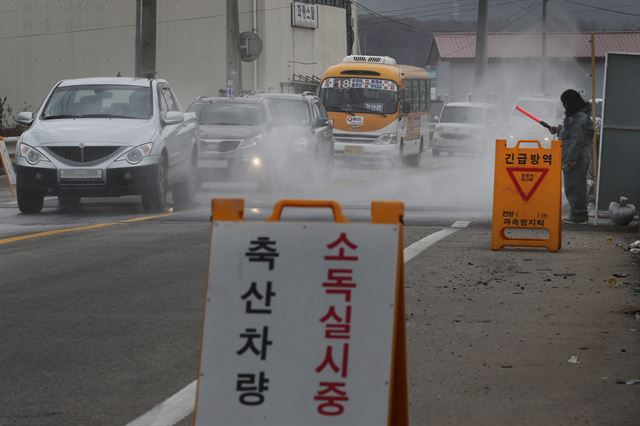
[15,77,199,213]
[431,102,498,156]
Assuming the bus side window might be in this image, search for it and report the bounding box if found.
[419,80,427,112]
[403,82,412,113]
[412,80,420,112]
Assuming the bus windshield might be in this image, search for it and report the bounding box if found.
[320,77,398,115]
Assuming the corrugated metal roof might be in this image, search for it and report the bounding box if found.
[433,32,640,59]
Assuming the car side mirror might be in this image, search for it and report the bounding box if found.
[402,101,411,114]
[313,118,330,129]
[16,111,33,125]
[163,111,184,125]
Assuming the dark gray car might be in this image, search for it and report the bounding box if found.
[187,97,270,184]
[188,93,334,189]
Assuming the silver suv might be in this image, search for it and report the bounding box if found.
[15,77,199,213]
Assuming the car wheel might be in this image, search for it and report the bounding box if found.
[399,139,406,167]
[17,186,44,214]
[172,155,197,210]
[58,194,81,212]
[142,159,168,213]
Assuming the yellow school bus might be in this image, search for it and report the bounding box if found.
[319,55,430,167]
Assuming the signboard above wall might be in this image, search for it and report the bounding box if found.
[292,1,319,29]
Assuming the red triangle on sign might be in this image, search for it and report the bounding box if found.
[506,167,549,201]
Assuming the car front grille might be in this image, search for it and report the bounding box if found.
[334,133,378,144]
[48,146,120,163]
[201,140,242,153]
[439,133,472,140]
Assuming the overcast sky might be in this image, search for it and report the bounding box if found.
[357,0,640,28]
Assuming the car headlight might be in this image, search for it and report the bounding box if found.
[375,133,397,145]
[117,143,153,165]
[18,142,50,165]
[239,134,262,149]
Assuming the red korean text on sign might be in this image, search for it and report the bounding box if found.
[314,232,359,416]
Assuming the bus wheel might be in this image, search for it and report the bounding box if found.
[411,138,423,167]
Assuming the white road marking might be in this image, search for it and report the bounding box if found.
[403,221,469,263]
[126,381,197,426]
[125,220,470,426]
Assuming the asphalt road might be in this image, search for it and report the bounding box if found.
[1,154,638,426]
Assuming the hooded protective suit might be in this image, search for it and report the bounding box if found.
[556,89,593,222]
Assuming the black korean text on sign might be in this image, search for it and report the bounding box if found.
[245,237,279,270]
[236,372,270,406]
[241,281,276,314]
[237,326,272,361]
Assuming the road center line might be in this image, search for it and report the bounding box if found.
[0,212,174,246]
[125,220,469,426]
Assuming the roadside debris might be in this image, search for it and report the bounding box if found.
[608,276,620,288]
[615,379,640,385]
[608,196,636,226]
[630,241,640,254]
[567,355,580,364]
[554,273,576,278]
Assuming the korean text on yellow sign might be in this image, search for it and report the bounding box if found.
[492,139,562,252]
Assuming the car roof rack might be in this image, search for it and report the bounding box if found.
[301,91,315,97]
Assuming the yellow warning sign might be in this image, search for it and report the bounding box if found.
[492,139,562,252]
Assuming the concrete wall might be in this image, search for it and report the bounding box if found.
[0,0,346,113]
[256,0,346,93]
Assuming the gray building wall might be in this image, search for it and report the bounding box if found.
[0,0,346,113]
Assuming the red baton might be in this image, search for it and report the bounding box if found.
[515,105,552,131]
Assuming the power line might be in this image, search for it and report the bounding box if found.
[0,4,292,40]
[353,0,436,35]
[358,0,520,26]
[435,0,540,59]
[563,0,640,18]
[359,0,478,19]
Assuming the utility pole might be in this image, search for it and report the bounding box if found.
[226,0,242,96]
[346,0,354,55]
[473,0,488,102]
[134,0,157,78]
[541,0,548,95]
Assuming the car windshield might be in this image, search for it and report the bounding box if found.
[189,102,266,126]
[440,106,484,124]
[319,78,398,114]
[512,99,558,122]
[267,99,310,125]
[42,85,152,119]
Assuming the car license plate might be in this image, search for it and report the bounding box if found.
[198,159,228,169]
[59,169,103,179]
[344,145,364,156]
